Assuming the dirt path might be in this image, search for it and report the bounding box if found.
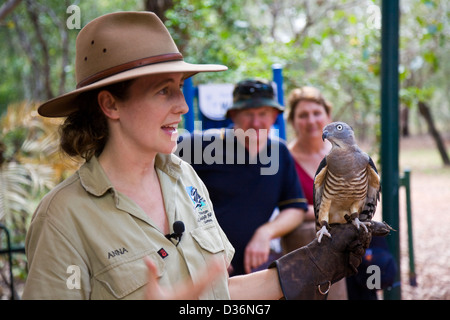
[399,171,450,299]
[397,135,450,300]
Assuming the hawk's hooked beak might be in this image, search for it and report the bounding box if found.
[322,130,329,141]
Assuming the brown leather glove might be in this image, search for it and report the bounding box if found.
[269,221,390,300]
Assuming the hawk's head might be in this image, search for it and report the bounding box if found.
[322,122,355,148]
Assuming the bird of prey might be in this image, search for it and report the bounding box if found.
[314,122,381,243]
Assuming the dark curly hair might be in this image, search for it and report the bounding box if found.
[59,79,135,161]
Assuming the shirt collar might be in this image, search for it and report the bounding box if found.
[154,153,183,179]
[78,156,114,197]
[79,153,183,197]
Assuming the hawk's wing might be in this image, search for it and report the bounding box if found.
[360,156,381,222]
[313,157,328,231]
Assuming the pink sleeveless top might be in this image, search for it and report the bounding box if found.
[294,161,314,205]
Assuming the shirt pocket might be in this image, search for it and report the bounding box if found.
[92,251,165,299]
[190,224,225,255]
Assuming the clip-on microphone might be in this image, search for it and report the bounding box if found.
[165,221,185,246]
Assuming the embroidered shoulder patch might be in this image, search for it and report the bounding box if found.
[186,186,213,224]
[186,186,207,209]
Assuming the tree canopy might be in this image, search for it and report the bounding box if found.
[1,0,448,141]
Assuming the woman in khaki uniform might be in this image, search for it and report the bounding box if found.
[23,11,374,300]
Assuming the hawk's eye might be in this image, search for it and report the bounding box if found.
[336,124,343,131]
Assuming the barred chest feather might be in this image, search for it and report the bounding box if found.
[323,167,369,201]
[324,149,370,201]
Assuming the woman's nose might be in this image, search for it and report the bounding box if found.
[174,94,189,115]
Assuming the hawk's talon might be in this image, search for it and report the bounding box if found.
[352,217,370,233]
[316,225,332,243]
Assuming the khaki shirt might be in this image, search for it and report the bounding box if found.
[22,154,234,300]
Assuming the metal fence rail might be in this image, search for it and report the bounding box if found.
[0,223,25,300]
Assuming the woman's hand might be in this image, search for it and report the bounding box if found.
[144,257,224,300]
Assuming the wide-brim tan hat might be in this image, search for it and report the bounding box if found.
[38,11,227,117]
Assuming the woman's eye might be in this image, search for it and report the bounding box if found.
[158,88,169,95]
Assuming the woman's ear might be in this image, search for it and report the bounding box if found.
[98,90,120,120]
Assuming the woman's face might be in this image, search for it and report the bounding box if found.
[113,72,188,155]
[291,100,331,141]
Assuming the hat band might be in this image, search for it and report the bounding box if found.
[76,52,184,89]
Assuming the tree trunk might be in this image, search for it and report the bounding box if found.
[418,101,450,166]
[26,1,53,100]
[0,0,22,22]
[400,105,410,137]
[144,0,174,22]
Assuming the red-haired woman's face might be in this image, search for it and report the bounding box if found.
[292,100,331,141]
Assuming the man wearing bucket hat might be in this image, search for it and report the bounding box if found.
[23,11,374,300]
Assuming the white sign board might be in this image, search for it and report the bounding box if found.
[198,84,234,121]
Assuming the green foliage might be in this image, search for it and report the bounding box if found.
[172,0,448,137]
[0,0,142,115]
[1,0,448,138]
[1,103,51,234]
[0,100,81,292]
[166,1,383,126]
[0,102,79,248]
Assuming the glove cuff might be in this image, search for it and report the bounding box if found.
[269,244,334,300]
[270,223,376,300]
